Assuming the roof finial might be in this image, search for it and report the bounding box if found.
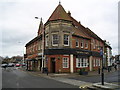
[40,17,42,21]
[59,0,61,5]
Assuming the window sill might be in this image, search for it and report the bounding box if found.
[63,67,69,68]
[52,45,58,46]
[64,45,69,46]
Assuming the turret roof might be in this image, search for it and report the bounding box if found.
[47,3,71,22]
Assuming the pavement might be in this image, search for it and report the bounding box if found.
[20,67,120,89]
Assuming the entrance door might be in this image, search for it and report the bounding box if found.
[51,58,55,73]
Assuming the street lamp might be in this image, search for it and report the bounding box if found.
[35,17,45,73]
[18,42,25,64]
[99,46,104,85]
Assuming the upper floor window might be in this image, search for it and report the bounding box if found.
[93,39,96,49]
[38,45,40,50]
[81,40,84,48]
[64,34,69,46]
[85,41,88,49]
[52,34,59,46]
[98,42,100,50]
[76,39,79,47]
[96,41,98,49]
[46,35,49,46]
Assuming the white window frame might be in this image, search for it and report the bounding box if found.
[93,59,96,67]
[85,41,88,49]
[99,59,101,66]
[76,57,88,68]
[96,41,98,49]
[63,57,69,68]
[52,34,59,46]
[81,40,84,48]
[46,35,49,46]
[64,34,69,46]
[76,58,80,67]
[85,58,88,67]
[98,59,100,66]
[93,39,96,49]
[96,59,98,66]
[76,39,79,47]
[98,42,100,50]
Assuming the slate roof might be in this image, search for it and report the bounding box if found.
[69,15,90,38]
[84,27,103,41]
[25,35,41,47]
[68,12,103,41]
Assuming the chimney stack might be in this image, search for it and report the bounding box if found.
[68,11,71,16]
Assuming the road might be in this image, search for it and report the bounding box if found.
[2,67,78,88]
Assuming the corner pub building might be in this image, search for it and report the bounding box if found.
[25,3,106,73]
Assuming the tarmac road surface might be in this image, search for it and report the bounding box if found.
[2,67,78,88]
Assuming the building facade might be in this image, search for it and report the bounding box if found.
[25,3,111,73]
[104,41,112,67]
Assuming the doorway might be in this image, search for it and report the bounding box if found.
[51,58,56,73]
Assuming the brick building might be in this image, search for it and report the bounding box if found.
[25,3,110,73]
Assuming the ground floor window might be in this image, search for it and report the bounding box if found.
[93,59,96,67]
[96,59,100,66]
[76,57,88,68]
[93,58,101,67]
[98,59,101,66]
[63,57,69,68]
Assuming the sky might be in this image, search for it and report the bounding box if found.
[0,0,119,58]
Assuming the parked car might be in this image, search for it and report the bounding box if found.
[15,63,21,67]
[8,63,14,67]
[1,64,8,68]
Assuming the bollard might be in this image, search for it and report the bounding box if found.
[47,71,48,76]
[98,68,100,74]
[46,68,48,76]
[108,67,109,72]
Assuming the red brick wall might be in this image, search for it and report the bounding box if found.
[72,36,90,50]
[47,55,70,73]
[26,40,39,59]
[91,38,104,52]
[73,56,77,72]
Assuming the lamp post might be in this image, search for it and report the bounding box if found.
[100,46,104,85]
[18,42,25,64]
[35,17,44,73]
